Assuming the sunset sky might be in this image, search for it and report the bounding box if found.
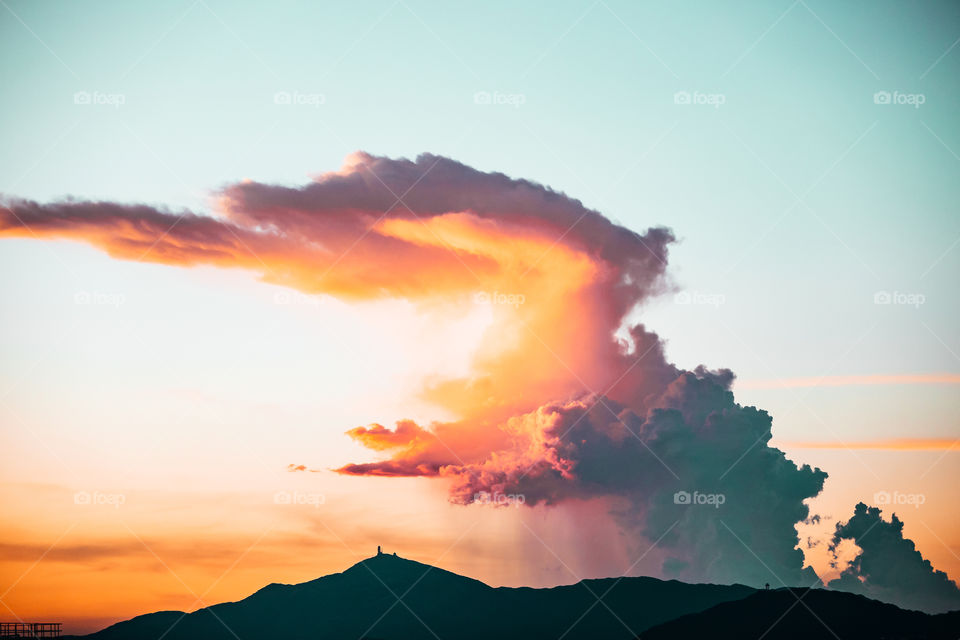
[1,0,958,634]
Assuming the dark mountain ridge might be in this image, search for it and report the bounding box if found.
[68,552,959,640]
[640,586,960,639]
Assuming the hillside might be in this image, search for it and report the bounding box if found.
[74,552,753,639]
[69,553,960,639]
[639,587,960,639]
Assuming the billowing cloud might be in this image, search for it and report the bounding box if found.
[2,152,827,587]
[827,503,960,613]
[433,367,827,587]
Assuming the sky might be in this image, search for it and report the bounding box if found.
[1,0,958,634]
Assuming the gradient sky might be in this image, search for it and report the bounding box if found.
[1,0,958,633]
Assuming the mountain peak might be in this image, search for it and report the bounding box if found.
[340,550,488,591]
[73,555,959,640]
[345,550,426,571]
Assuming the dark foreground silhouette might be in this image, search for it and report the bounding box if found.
[66,553,959,640]
[640,587,960,639]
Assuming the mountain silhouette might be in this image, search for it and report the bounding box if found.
[639,587,960,639]
[67,553,959,639]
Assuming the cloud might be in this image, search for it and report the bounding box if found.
[420,368,826,586]
[2,152,827,587]
[774,438,958,451]
[286,464,322,472]
[736,373,960,390]
[827,502,960,613]
[0,537,285,570]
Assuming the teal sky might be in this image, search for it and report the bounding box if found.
[3,0,957,442]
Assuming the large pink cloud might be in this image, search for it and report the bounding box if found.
[2,152,826,587]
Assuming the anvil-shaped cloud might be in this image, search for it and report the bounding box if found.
[2,152,826,586]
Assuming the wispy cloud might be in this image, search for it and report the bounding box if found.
[737,373,960,390]
[774,438,958,451]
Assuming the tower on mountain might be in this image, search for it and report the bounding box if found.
[377,545,381,556]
